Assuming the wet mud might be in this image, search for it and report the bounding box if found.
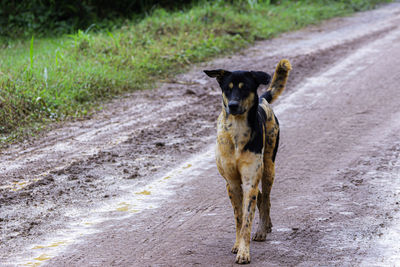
[1,2,400,266]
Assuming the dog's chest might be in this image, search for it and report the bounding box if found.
[215,113,254,178]
[217,114,251,154]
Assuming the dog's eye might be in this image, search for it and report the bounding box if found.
[228,82,233,89]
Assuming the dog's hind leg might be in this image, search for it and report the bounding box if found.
[226,181,243,254]
[253,158,275,241]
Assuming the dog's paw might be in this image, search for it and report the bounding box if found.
[253,223,272,241]
[231,244,239,254]
[235,249,251,264]
[252,231,267,242]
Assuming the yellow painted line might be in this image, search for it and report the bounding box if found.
[33,254,51,261]
[116,204,130,212]
[23,262,41,267]
[32,241,67,249]
[135,190,151,195]
[183,163,192,169]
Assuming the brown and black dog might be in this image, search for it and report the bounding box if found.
[204,59,291,264]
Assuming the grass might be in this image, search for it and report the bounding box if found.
[0,0,392,146]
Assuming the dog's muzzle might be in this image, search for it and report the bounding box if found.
[227,100,244,115]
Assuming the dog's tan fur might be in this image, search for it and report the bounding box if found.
[213,60,291,264]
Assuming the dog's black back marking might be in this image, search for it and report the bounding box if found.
[274,114,279,126]
[260,91,273,103]
[243,105,267,154]
[272,130,279,162]
[244,104,280,162]
[272,115,280,162]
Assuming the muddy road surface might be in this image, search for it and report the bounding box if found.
[1,3,400,266]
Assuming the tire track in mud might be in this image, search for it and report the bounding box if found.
[1,2,400,262]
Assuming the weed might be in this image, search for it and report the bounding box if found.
[29,36,34,71]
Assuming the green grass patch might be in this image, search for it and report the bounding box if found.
[0,0,392,145]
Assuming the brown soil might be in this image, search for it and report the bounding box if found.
[1,3,400,266]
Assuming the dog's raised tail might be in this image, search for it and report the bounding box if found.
[261,59,292,104]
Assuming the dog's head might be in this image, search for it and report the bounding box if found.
[204,69,271,116]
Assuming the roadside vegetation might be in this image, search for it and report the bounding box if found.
[0,0,392,145]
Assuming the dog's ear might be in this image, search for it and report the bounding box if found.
[204,69,231,83]
[250,71,271,85]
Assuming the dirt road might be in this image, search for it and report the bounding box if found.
[1,3,400,266]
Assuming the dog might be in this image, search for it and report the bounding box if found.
[204,59,291,264]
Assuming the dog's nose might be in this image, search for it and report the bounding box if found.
[228,101,239,112]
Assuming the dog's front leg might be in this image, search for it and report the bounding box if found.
[236,156,263,264]
[226,181,243,254]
